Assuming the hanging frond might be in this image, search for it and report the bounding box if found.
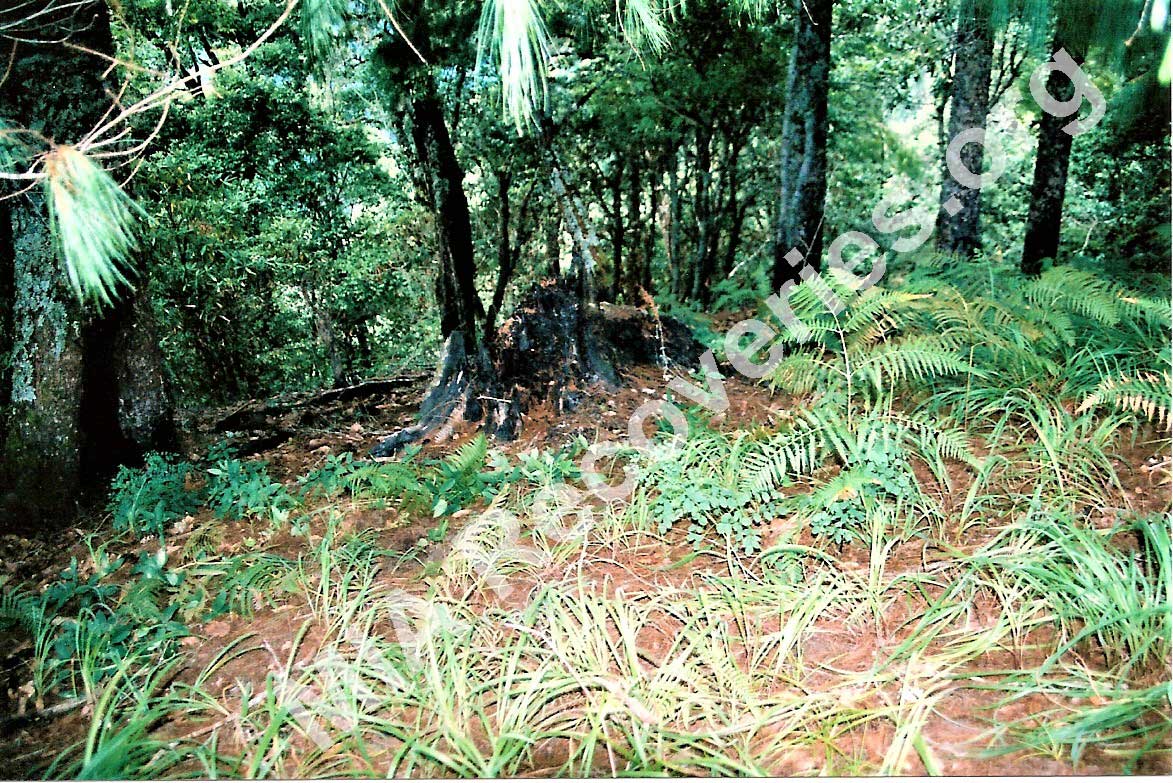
[620,0,671,53]
[477,0,551,131]
[43,145,142,306]
[299,0,348,61]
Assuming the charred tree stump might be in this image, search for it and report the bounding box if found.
[369,279,702,456]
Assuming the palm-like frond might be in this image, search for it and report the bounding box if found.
[620,0,671,52]
[477,0,551,130]
[299,0,348,60]
[43,146,142,305]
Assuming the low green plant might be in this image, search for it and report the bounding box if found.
[206,457,296,522]
[107,453,202,538]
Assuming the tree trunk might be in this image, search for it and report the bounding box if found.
[1021,35,1085,275]
[643,159,657,293]
[82,290,178,481]
[409,89,483,354]
[691,125,716,305]
[773,0,833,289]
[545,207,562,277]
[626,154,643,302]
[934,0,994,257]
[0,1,175,528]
[302,283,346,387]
[666,149,683,298]
[0,195,86,525]
[609,159,625,302]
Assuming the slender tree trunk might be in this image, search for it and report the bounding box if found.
[609,159,625,302]
[935,0,994,257]
[626,154,643,302]
[485,168,521,336]
[773,0,833,288]
[667,149,683,298]
[409,90,483,353]
[642,161,657,293]
[1021,34,1085,275]
[302,283,346,387]
[691,125,716,304]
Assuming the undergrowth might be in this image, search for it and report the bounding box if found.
[1,263,1169,777]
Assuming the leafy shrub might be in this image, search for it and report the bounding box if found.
[107,453,203,538]
[206,457,295,522]
[803,434,917,545]
[299,450,433,513]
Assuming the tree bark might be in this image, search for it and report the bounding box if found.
[0,1,176,527]
[1021,35,1085,275]
[408,88,483,354]
[666,149,683,298]
[934,0,994,257]
[691,124,717,305]
[609,158,625,302]
[773,0,833,289]
[626,154,643,302]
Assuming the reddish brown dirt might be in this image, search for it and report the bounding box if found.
[1,361,1170,778]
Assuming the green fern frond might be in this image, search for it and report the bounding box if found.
[1078,372,1173,429]
[767,353,832,395]
[738,414,835,493]
[1024,267,1123,327]
[853,335,976,391]
[445,433,490,476]
[0,586,46,636]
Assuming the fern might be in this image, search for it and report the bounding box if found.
[853,335,977,390]
[1078,372,1173,429]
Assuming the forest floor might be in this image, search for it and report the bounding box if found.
[1,337,1171,777]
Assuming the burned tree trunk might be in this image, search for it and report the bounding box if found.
[935,0,994,257]
[773,0,833,288]
[1021,34,1085,275]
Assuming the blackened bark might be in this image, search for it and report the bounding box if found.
[545,209,562,277]
[773,0,833,289]
[409,90,483,353]
[1021,36,1085,275]
[935,0,994,257]
[691,124,717,305]
[609,159,625,302]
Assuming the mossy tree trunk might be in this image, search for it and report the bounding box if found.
[0,0,175,528]
[772,0,833,288]
[934,0,994,258]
